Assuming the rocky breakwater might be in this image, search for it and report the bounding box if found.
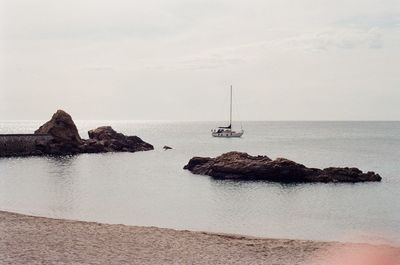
[184,152,381,183]
[0,109,153,157]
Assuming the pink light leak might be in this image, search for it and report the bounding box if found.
[307,244,400,265]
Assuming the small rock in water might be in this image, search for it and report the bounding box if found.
[163,145,173,150]
[183,151,382,183]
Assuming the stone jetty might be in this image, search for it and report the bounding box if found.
[0,110,153,157]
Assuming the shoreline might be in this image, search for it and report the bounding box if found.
[1,211,399,264]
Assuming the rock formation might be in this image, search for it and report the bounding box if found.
[34,110,83,154]
[184,152,381,183]
[84,126,153,153]
[35,110,82,145]
[7,109,154,156]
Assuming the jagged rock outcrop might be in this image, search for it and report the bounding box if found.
[184,152,382,183]
[34,110,83,154]
[35,110,82,144]
[5,109,155,156]
[83,126,153,153]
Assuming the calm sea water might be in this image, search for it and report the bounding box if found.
[0,121,400,244]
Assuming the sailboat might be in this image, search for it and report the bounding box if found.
[211,86,244,138]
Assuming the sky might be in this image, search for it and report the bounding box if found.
[0,0,399,120]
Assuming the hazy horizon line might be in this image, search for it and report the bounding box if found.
[1,119,399,122]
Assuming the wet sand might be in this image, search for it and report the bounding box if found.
[0,211,399,265]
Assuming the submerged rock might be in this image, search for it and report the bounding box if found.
[184,151,381,183]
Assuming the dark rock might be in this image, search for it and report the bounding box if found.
[80,139,106,154]
[29,110,154,156]
[34,110,82,155]
[87,126,153,153]
[1,110,154,157]
[35,110,82,145]
[163,145,173,150]
[184,151,382,183]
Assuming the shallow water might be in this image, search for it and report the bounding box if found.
[0,121,399,244]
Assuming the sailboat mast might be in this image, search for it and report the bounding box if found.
[230,85,232,128]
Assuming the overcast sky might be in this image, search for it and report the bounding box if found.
[0,0,399,120]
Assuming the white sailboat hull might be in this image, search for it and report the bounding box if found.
[211,129,244,138]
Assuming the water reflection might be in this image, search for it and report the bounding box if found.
[1,121,400,243]
[42,156,78,216]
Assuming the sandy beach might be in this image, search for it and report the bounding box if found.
[0,211,398,265]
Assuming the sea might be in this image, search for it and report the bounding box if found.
[0,121,399,244]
